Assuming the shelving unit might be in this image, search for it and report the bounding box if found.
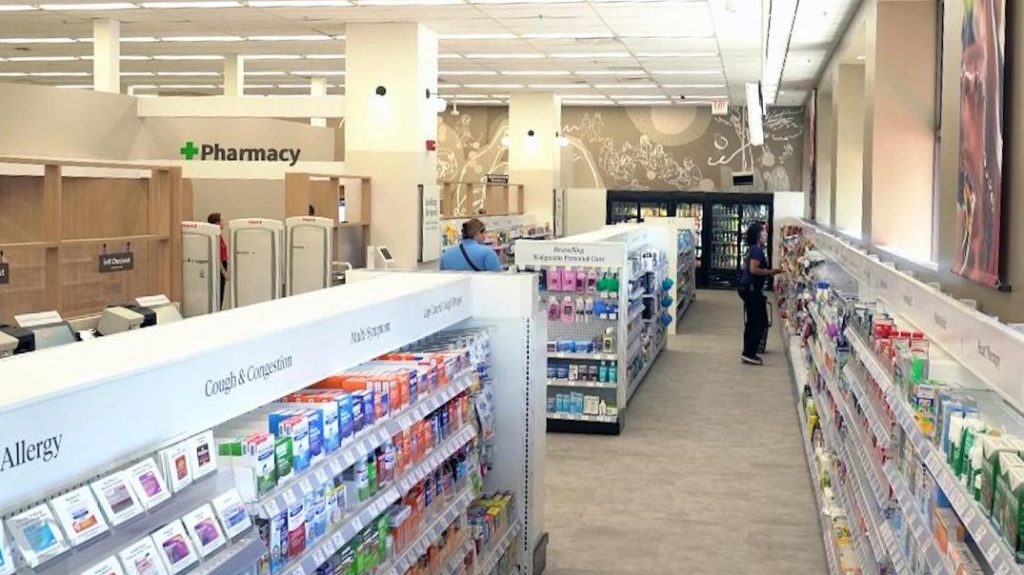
[0,272,546,575]
[441,214,552,270]
[777,219,1024,575]
[515,224,671,435]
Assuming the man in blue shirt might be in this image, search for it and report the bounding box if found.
[440,218,503,272]
[738,222,781,365]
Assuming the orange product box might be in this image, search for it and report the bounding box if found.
[932,507,966,554]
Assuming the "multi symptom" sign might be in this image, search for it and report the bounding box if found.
[180,141,302,166]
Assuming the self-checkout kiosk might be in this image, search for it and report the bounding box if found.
[14,311,78,351]
[133,295,183,325]
[181,221,222,317]
[97,306,145,336]
[286,216,334,296]
[229,218,284,308]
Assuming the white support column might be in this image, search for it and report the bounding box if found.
[224,54,244,97]
[509,92,562,223]
[345,23,439,269]
[92,18,120,93]
[310,76,328,127]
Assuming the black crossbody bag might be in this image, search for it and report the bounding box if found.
[459,243,482,271]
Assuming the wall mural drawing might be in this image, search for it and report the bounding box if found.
[437,106,803,194]
[955,0,1007,288]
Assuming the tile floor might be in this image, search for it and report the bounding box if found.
[542,289,827,574]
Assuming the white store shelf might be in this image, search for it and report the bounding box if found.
[546,379,617,389]
[479,519,521,575]
[379,482,476,575]
[547,351,618,361]
[443,538,476,575]
[841,365,893,448]
[881,460,953,575]
[847,328,1020,575]
[257,370,475,517]
[546,412,617,424]
[279,425,477,575]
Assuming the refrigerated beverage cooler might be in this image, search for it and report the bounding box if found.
[606,191,774,289]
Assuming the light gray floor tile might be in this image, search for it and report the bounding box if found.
[542,289,827,573]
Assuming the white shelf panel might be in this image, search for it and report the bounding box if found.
[257,370,475,517]
[379,482,476,575]
[280,425,477,575]
[881,460,952,575]
[479,519,521,575]
[847,328,1020,575]
[628,304,644,325]
[546,412,617,423]
[547,351,618,361]
[627,337,663,404]
[443,537,475,575]
[546,379,617,389]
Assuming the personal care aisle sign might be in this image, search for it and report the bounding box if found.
[420,184,442,263]
[0,276,472,509]
[515,240,625,269]
[802,222,1024,409]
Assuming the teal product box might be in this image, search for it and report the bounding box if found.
[267,509,288,574]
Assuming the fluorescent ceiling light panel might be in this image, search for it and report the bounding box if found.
[121,71,154,76]
[303,54,345,59]
[559,94,609,99]
[56,84,92,89]
[562,99,613,104]
[636,52,717,58]
[439,33,517,40]
[0,4,37,10]
[249,35,332,41]
[130,84,158,88]
[142,0,240,6]
[0,72,28,76]
[649,69,720,75]
[0,37,77,43]
[120,55,152,60]
[160,84,217,88]
[594,83,655,89]
[244,54,303,60]
[440,70,499,76]
[679,95,728,100]
[551,52,630,59]
[121,36,159,42]
[438,54,461,59]
[156,71,219,76]
[608,94,664,99]
[463,83,523,88]
[616,100,672,105]
[575,69,644,76]
[466,53,544,59]
[39,2,137,9]
[521,32,612,39]
[471,0,583,3]
[248,0,351,5]
[528,83,590,89]
[292,70,345,76]
[7,56,79,61]
[30,71,90,76]
[661,83,725,88]
[501,70,569,76]
[161,36,243,42]
[153,54,224,60]
[359,0,461,5]
[275,83,317,88]
[762,0,797,105]
[247,70,289,75]
[454,99,503,104]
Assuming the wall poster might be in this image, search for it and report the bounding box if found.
[956,0,1007,288]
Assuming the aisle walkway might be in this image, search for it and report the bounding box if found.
[543,289,827,575]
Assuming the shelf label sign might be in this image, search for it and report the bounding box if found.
[99,252,134,273]
[419,184,442,263]
[0,262,7,285]
[515,241,624,267]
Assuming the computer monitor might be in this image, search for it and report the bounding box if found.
[29,323,77,350]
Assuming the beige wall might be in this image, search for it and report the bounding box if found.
[813,0,1024,321]
[133,117,336,162]
[833,64,865,236]
[815,92,834,225]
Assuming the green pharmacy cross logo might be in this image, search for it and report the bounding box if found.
[179,141,199,160]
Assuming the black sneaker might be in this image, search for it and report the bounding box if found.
[741,355,764,365]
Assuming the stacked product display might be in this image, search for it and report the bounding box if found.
[515,224,672,434]
[0,273,543,575]
[675,228,697,327]
[778,222,1024,575]
[441,216,552,270]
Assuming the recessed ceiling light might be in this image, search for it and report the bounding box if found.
[142,0,240,6]
[30,71,91,76]
[153,54,225,60]
[39,2,136,9]
[161,36,244,42]
[245,54,303,60]
[575,69,644,76]
[636,52,718,58]
[856,55,866,61]
[439,33,517,40]
[466,53,545,60]
[0,37,77,44]
[528,83,590,89]
[661,83,725,88]
[439,70,499,76]
[0,4,37,10]
[7,56,79,61]
[249,35,332,41]
[501,70,569,76]
[462,83,524,88]
[303,54,346,59]
[551,52,630,59]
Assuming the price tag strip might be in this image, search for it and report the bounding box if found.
[260,370,474,517]
[274,425,477,575]
[481,520,521,575]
